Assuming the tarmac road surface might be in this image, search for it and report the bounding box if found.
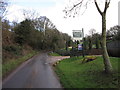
[2,52,62,88]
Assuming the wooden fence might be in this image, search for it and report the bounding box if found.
[107,41,120,57]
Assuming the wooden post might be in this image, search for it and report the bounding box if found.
[82,28,85,57]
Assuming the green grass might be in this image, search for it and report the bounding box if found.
[55,56,120,88]
[92,44,96,48]
[61,47,72,51]
[49,52,61,56]
[2,51,38,77]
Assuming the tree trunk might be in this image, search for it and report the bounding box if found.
[65,41,68,51]
[0,17,2,64]
[102,13,113,73]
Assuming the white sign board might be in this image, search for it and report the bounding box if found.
[73,30,83,38]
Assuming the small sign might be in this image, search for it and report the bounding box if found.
[78,44,82,50]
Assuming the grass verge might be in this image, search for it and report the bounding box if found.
[55,56,120,88]
[49,52,61,56]
[2,50,38,78]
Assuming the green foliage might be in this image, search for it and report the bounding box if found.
[55,49,70,56]
[95,37,100,49]
[43,29,72,51]
[88,37,92,50]
[83,38,88,50]
[107,25,120,41]
[28,30,44,50]
[2,16,72,64]
[2,44,23,63]
[14,19,33,45]
[2,20,11,31]
[3,45,22,55]
[3,17,72,52]
[76,40,79,45]
[55,56,119,88]
[84,33,101,50]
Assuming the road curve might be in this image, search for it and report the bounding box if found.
[2,52,62,88]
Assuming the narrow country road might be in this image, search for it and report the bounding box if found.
[2,52,63,88]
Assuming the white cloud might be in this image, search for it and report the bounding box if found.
[11,0,56,3]
[6,0,119,37]
[5,5,25,22]
[44,0,118,36]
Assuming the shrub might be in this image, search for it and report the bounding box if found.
[55,49,70,56]
[82,55,97,63]
[3,45,22,55]
[95,38,100,49]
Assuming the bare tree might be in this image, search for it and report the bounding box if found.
[0,0,9,19]
[0,0,8,32]
[89,28,96,36]
[64,0,113,73]
[22,9,39,20]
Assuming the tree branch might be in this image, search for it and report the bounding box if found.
[104,0,107,13]
[94,0,102,15]
[108,0,111,5]
[69,0,83,11]
[81,0,90,15]
[104,0,111,13]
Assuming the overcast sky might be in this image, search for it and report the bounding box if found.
[6,0,119,36]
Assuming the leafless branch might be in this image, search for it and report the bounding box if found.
[63,0,92,18]
[69,0,83,12]
[104,0,111,13]
[0,0,8,18]
[22,9,39,20]
[81,0,91,15]
[107,0,111,7]
[94,0,102,15]
[64,0,111,18]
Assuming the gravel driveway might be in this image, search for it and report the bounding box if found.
[48,56,70,65]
